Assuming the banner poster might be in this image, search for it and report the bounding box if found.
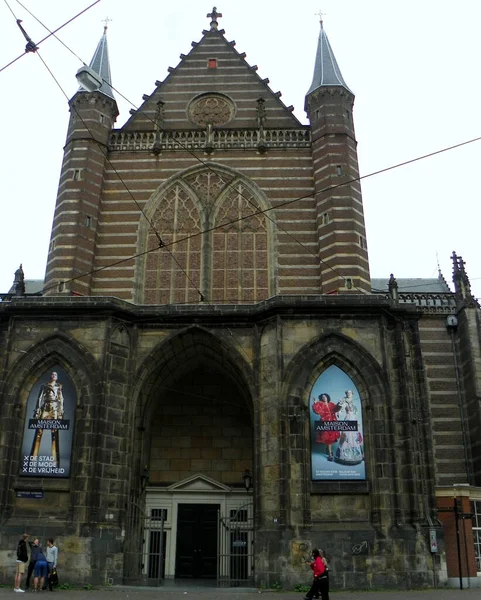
[310,365,366,481]
[19,366,77,478]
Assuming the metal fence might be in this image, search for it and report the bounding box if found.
[217,502,254,587]
[124,500,166,586]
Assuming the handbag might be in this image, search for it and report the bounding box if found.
[49,567,59,587]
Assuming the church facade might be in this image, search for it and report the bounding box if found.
[1,8,481,590]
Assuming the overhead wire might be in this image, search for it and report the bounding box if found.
[0,0,101,73]
[3,3,480,303]
[20,24,205,302]
[5,1,372,298]
[3,6,479,414]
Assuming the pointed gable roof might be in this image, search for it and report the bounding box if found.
[307,22,352,97]
[122,21,303,131]
[79,27,115,100]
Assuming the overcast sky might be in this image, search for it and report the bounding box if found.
[1,0,480,299]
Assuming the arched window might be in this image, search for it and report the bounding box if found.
[139,166,272,304]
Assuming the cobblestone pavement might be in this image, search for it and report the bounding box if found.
[2,586,481,600]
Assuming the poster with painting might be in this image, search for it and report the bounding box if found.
[310,365,365,480]
[19,366,77,478]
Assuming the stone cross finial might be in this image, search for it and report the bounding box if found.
[102,16,112,33]
[207,7,222,31]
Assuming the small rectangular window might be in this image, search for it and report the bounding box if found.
[336,165,343,176]
[85,215,92,228]
[72,169,82,181]
[345,278,353,290]
[50,239,56,252]
[321,212,330,225]
[359,236,366,249]
[99,114,106,124]
[151,508,167,520]
[208,58,217,68]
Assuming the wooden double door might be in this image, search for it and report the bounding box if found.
[175,503,219,579]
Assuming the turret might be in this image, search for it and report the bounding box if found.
[305,20,370,294]
[44,27,118,295]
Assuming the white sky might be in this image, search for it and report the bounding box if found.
[1,0,480,299]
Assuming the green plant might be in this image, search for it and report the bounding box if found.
[58,582,72,590]
[294,584,310,592]
[83,584,95,590]
[270,581,283,590]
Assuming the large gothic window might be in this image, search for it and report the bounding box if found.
[145,184,202,304]
[140,167,271,304]
[309,365,366,481]
[212,182,269,303]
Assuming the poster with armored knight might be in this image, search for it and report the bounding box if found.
[310,365,366,481]
[19,366,77,477]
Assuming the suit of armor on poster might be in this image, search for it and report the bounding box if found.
[30,372,64,467]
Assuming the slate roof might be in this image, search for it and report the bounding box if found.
[7,279,44,295]
[78,28,115,100]
[371,277,452,294]
[307,23,352,96]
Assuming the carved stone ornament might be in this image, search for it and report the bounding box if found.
[187,93,236,127]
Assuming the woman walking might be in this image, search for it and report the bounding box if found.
[303,548,325,600]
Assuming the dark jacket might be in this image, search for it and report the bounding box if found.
[17,539,28,563]
[28,542,42,563]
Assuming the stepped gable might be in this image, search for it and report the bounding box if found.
[122,25,302,131]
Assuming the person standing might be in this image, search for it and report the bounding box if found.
[303,548,325,600]
[33,544,48,592]
[25,538,41,591]
[14,533,29,592]
[45,539,58,591]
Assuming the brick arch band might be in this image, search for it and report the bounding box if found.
[281,332,393,528]
[127,326,257,494]
[0,334,102,523]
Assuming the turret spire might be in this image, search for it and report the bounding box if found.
[78,27,115,99]
[306,20,352,97]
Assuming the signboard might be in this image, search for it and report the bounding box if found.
[16,491,44,499]
[429,529,438,553]
[310,365,366,481]
[19,366,77,478]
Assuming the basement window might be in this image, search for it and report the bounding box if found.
[208,58,217,68]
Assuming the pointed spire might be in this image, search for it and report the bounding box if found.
[306,19,352,97]
[79,26,115,99]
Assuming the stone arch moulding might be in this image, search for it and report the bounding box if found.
[1,333,102,513]
[281,332,391,516]
[133,162,277,303]
[282,331,388,414]
[132,324,256,427]
[127,325,257,490]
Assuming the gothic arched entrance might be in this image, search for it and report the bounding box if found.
[125,328,255,585]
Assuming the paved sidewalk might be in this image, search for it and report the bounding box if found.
[2,587,481,600]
